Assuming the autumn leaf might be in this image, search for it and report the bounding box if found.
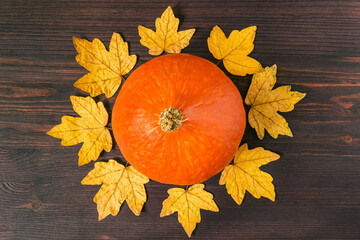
[47,96,112,166]
[219,144,280,205]
[82,160,149,220]
[245,65,306,139]
[73,32,136,98]
[138,6,196,55]
[160,184,219,237]
[207,25,263,76]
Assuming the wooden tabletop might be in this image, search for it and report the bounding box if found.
[1,0,359,239]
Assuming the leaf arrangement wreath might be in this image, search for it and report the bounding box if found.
[47,6,305,238]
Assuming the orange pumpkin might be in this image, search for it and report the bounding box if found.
[112,54,246,185]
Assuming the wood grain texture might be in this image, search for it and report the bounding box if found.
[0,0,359,239]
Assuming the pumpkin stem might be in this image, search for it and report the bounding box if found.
[158,107,183,132]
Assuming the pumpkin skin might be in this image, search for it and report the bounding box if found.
[112,54,246,185]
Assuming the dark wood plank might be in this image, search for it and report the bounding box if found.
[0,0,359,239]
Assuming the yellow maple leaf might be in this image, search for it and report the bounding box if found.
[245,65,306,139]
[207,25,263,76]
[82,160,149,220]
[138,6,196,55]
[47,96,112,165]
[160,184,219,237]
[219,144,280,205]
[73,32,136,98]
